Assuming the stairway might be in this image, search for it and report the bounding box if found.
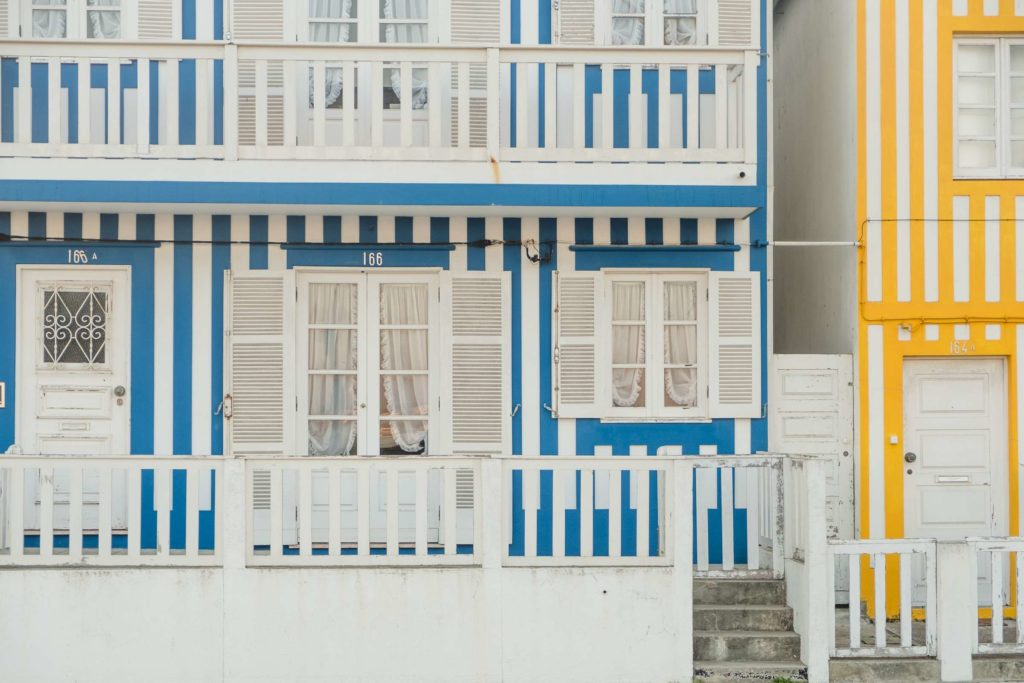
[693,578,808,682]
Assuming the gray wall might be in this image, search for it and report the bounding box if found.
[772,0,858,354]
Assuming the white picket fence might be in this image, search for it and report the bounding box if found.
[0,40,758,164]
[971,537,1024,655]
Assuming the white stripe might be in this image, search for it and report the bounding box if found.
[192,215,213,457]
[46,211,62,240]
[955,324,971,341]
[485,216,502,273]
[986,324,1002,341]
[867,325,885,539]
[230,215,248,270]
[9,211,27,238]
[557,216,576,456]
[593,216,611,246]
[663,218,681,246]
[954,196,971,302]
[194,0,214,40]
[697,218,716,245]
[153,214,175,456]
[1018,327,1024,539]
[520,0,538,44]
[341,214,359,243]
[984,0,1000,15]
[923,1,938,302]
[377,215,395,244]
[1018,197,1024,302]
[1018,0,1024,16]
[412,216,430,244]
[866,0,882,302]
[267,215,286,271]
[521,217,540,456]
[449,216,467,272]
[896,0,910,302]
[627,216,644,245]
[925,324,939,341]
[82,213,100,241]
[120,213,136,242]
[305,215,324,244]
[952,0,968,15]
[734,218,750,272]
[986,196,1001,302]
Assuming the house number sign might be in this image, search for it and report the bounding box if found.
[67,249,98,264]
[949,340,976,355]
[362,252,384,266]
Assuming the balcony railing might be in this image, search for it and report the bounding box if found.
[0,40,758,165]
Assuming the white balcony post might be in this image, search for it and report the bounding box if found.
[223,44,239,161]
[222,456,247,570]
[801,457,830,683]
[936,541,974,682]
[670,460,694,679]
[486,48,500,162]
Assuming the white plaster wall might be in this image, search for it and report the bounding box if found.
[772,0,858,354]
[0,566,687,683]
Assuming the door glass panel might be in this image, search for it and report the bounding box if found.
[611,281,646,408]
[309,283,358,324]
[664,281,698,408]
[379,282,430,454]
[309,330,357,370]
[308,283,359,454]
[309,419,358,456]
[41,287,108,367]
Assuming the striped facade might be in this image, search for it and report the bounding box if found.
[859,0,1024,609]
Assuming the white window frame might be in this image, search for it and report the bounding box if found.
[954,37,1024,179]
[298,0,445,44]
[598,0,708,47]
[601,269,708,421]
[22,0,135,39]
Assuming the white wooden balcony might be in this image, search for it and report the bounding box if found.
[0,39,759,171]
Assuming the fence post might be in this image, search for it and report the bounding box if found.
[223,43,239,161]
[936,541,973,682]
[670,460,694,680]
[802,458,830,683]
[221,456,247,570]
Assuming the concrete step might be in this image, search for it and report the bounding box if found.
[694,630,802,663]
[974,655,1024,682]
[694,579,787,607]
[693,661,808,682]
[829,657,941,682]
[694,605,794,632]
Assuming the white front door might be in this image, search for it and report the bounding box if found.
[17,266,131,531]
[904,358,1008,602]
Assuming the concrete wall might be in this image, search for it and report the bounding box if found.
[772,0,858,354]
[0,566,688,683]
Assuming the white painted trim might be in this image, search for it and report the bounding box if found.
[865,0,881,302]
[867,325,884,539]
[986,196,1001,302]
[896,0,910,303]
[923,0,938,302]
[192,214,213,457]
[153,213,174,456]
[954,196,971,303]
[521,217,540,455]
[1018,197,1024,302]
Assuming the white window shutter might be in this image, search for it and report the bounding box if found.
[444,272,511,455]
[553,271,601,417]
[233,0,286,146]
[231,0,284,39]
[708,271,761,418]
[449,0,499,148]
[556,0,595,45]
[0,0,9,38]
[714,0,754,47]
[225,270,295,455]
[137,0,174,39]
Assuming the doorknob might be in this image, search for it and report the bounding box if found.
[904,452,917,463]
[113,385,126,397]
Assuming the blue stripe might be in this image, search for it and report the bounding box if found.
[249,216,268,269]
[610,218,628,245]
[178,60,196,146]
[645,217,663,245]
[28,212,45,239]
[211,215,230,457]
[182,0,197,40]
[430,216,449,244]
[287,215,305,245]
[359,215,377,243]
[716,218,735,245]
[64,213,83,240]
[323,216,342,243]
[0,60,15,142]
[0,212,9,237]
[467,217,486,271]
[539,217,558,456]
[136,214,155,242]
[171,215,193,550]
[286,245,451,269]
[395,216,413,244]
[574,217,593,245]
[504,218,522,456]
[574,249,736,271]
[681,218,698,244]
[100,214,118,241]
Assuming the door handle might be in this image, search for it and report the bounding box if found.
[113,385,127,397]
[904,452,917,463]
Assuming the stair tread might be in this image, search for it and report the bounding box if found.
[694,604,792,611]
[694,630,801,638]
[695,660,807,667]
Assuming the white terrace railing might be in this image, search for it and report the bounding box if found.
[0,40,758,164]
[971,537,1024,655]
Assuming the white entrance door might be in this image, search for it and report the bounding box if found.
[904,358,1008,603]
[17,267,131,531]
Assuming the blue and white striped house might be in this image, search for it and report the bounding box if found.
[0,0,769,580]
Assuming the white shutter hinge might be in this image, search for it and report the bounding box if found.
[222,395,234,419]
[553,346,560,364]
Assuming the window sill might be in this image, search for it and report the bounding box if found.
[598,416,711,424]
[953,173,1024,181]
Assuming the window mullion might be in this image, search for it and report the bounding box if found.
[648,274,660,417]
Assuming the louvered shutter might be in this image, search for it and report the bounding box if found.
[0,0,9,38]
[556,0,595,45]
[714,0,754,47]
[553,271,601,418]
[444,272,511,455]
[708,271,761,418]
[449,0,500,148]
[232,0,287,146]
[225,270,295,455]
[138,0,174,39]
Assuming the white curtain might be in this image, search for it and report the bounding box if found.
[382,0,429,109]
[308,0,355,107]
[663,0,697,46]
[612,282,646,408]
[308,284,359,456]
[380,284,429,453]
[611,0,645,45]
[33,0,67,38]
[87,0,121,39]
[663,282,697,408]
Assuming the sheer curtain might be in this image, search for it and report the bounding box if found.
[309,0,356,107]
[308,284,359,456]
[382,0,429,109]
[663,0,698,46]
[664,282,697,408]
[33,0,67,38]
[86,0,121,39]
[380,284,429,453]
[611,0,645,45]
[612,282,646,407]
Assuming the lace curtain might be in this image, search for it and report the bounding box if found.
[612,282,646,407]
[33,0,67,38]
[382,0,429,109]
[379,284,429,453]
[663,0,697,46]
[611,0,645,46]
[663,281,697,408]
[611,0,698,46]
[308,284,359,456]
[308,0,356,107]
[87,0,121,39]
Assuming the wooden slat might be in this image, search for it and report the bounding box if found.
[721,467,734,570]
[156,467,170,557]
[522,466,538,558]
[443,467,457,556]
[608,467,621,557]
[107,59,121,145]
[342,61,355,147]
[195,58,210,146]
[283,61,297,147]
[97,466,112,557]
[7,466,24,559]
[298,466,312,557]
[686,64,699,150]
[136,58,151,152]
[255,60,268,147]
[1017,552,1024,645]
[515,62,529,149]
[714,64,728,151]
[386,468,399,557]
[357,466,370,556]
[68,465,83,560]
[696,469,711,571]
[164,59,179,146]
[269,466,282,558]
[47,58,60,145]
[17,58,31,143]
[370,62,383,148]
[628,64,642,149]
[658,65,671,150]
[572,63,585,151]
[900,552,912,647]
[848,554,861,649]
[39,466,54,558]
[457,61,470,149]
[77,59,91,145]
[543,61,556,149]
[427,62,441,148]
[552,468,566,558]
[400,61,414,148]
[635,467,650,558]
[127,466,141,558]
[328,466,341,557]
[313,61,327,148]
[185,467,200,558]
[600,65,614,150]
[992,551,1005,644]
[415,466,428,556]
[580,468,593,557]
[746,466,760,570]
[744,50,758,163]
[874,554,887,648]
